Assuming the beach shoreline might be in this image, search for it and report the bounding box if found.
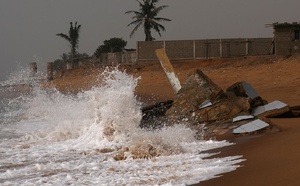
[193,118,300,186]
[47,55,300,185]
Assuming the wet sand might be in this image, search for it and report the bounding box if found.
[48,55,300,185]
[196,118,300,186]
[197,118,300,186]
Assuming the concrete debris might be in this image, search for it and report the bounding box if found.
[199,100,213,109]
[145,49,296,137]
[233,119,270,134]
[233,115,255,122]
[226,81,267,108]
[165,69,253,125]
[252,100,289,117]
[155,48,182,93]
[141,69,293,136]
[227,81,259,100]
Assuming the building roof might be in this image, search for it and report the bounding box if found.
[271,22,300,28]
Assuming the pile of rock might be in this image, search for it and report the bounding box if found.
[166,70,253,124]
[141,69,294,137]
[141,48,297,137]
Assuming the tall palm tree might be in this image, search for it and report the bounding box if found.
[126,0,171,41]
[56,22,81,69]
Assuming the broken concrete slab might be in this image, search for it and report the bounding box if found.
[142,50,294,137]
[142,67,291,136]
[155,48,182,93]
[233,115,255,122]
[233,119,270,134]
[252,100,290,118]
[165,69,225,121]
[226,81,267,108]
[199,100,212,109]
[165,69,252,124]
[226,81,259,99]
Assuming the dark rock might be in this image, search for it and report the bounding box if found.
[140,100,173,129]
[226,81,267,108]
[165,70,248,125]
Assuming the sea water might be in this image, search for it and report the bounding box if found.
[0,68,244,185]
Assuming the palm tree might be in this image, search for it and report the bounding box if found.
[56,22,81,69]
[126,0,171,41]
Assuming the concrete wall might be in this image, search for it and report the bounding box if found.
[81,51,137,66]
[53,38,274,69]
[137,38,273,61]
[274,25,300,56]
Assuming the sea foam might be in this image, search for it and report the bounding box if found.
[0,67,244,185]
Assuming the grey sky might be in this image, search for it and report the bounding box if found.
[1,0,299,81]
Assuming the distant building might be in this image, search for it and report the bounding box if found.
[273,22,300,56]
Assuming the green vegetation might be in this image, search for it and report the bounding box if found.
[94,37,127,58]
[54,1,171,70]
[126,0,171,41]
[56,22,81,69]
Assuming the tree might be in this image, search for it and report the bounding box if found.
[125,0,171,41]
[94,37,127,58]
[56,22,81,69]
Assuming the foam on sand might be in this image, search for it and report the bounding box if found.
[0,68,244,185]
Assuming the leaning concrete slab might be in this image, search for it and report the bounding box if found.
[233,119,269,134]
[252,100,289,117]
[155,48,181,93]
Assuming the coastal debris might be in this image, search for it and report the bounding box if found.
[233,115,255,122]
[226,81,267,108]
[140,100,173,129]
[163,71,292,135]
[155,48,182,93]
[144,50,294,137]
[290,105,300,117]
[165,69,246,124]
[252,100,289,118]
[226,81,259,100]
[233,119,270,134]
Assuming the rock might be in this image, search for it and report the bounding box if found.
[226,81,259,100]
[226,92,251,112]
[165,69,248,125]
[113,147,129,161]
[226,81,267,108]
[140,100,173,129]
[129,144,158,159]
[141,67,293,137]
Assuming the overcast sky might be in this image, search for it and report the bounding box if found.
[1,0,299,81]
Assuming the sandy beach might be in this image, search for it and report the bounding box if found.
[48,54,300,185]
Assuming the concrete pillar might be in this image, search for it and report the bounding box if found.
[220,39,223,58]
[193,40,196,59]
[47,62,54,81]
[29,62,37,77]
[246,38,249,56]
[155,48,181,94]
